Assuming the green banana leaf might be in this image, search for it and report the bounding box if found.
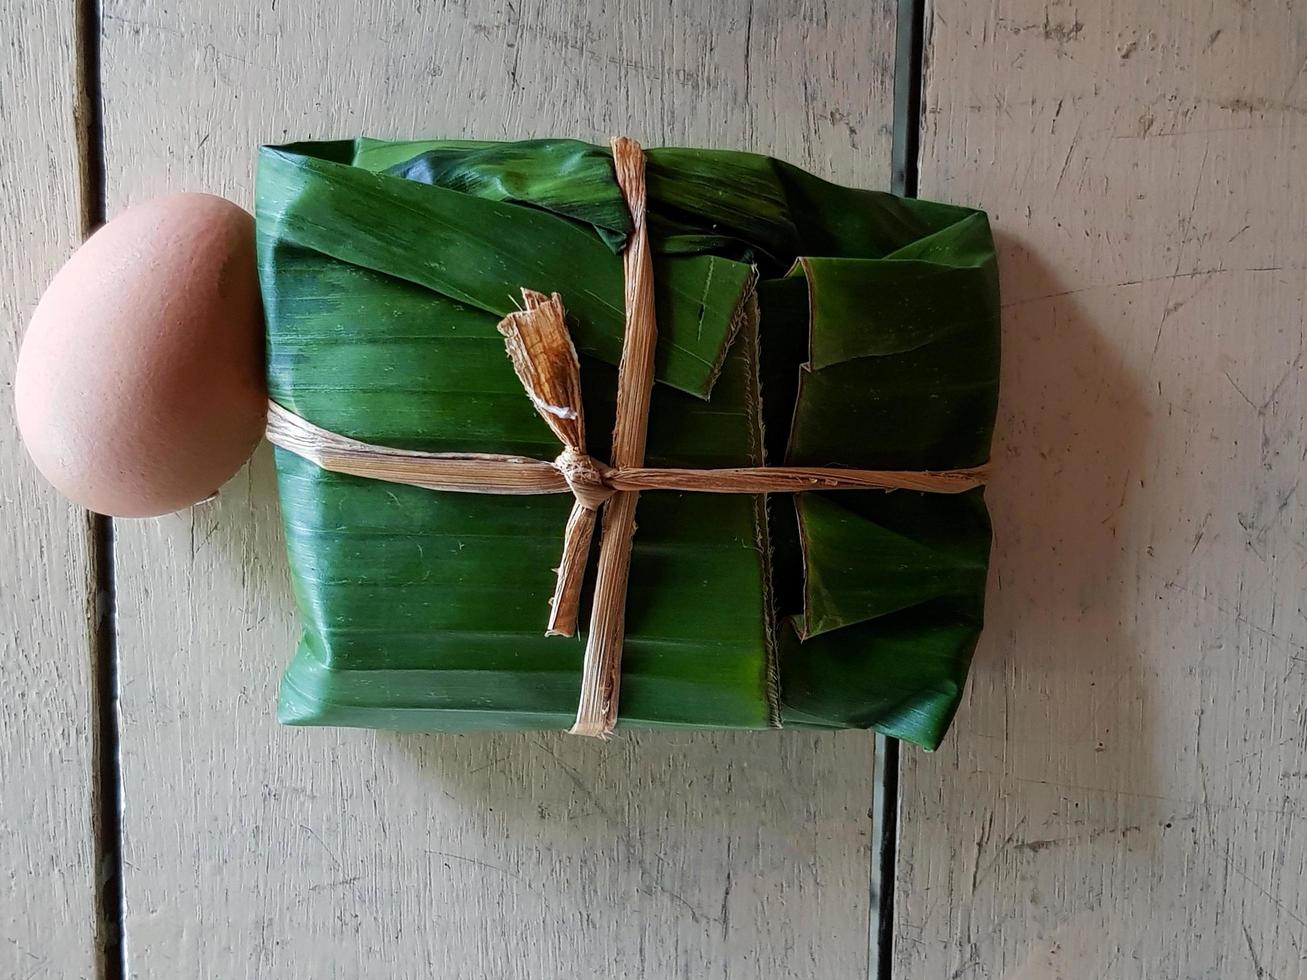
[259,138,1000,749]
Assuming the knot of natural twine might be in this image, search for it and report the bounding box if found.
[554,448,614,511]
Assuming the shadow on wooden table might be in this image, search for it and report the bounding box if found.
[959,229,1156,788]
[379,726,876,956]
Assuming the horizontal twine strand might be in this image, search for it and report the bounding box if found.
[265,400,990,500]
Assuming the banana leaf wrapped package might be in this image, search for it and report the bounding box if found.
[257,137,1000,750]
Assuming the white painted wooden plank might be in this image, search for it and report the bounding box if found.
[896,2,1307,977]
[100,2,896,976]
[0,5,101,978]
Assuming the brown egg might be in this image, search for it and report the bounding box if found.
[15,193,267,517]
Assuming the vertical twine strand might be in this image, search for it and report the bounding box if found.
[569,137,656,737]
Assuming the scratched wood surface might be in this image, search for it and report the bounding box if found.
[0,4,100,979]
[895,1,1307,977]
[99,2,895,976]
